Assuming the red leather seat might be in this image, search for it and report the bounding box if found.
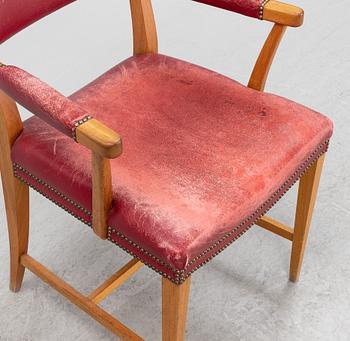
[11,54,332,283]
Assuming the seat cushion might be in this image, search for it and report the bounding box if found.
[11,54,333,284]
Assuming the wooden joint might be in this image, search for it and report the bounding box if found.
[256,215,294,241]
[263,0,304,27]
[76,118,122,159]
[89,259,144,304]
[20,255,143,341]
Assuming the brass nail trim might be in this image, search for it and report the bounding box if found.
[259,0,271,20]
[12,139,330,285]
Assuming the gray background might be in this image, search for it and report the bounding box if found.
[0,0,349,340]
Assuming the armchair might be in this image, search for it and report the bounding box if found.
[0,1,333,340]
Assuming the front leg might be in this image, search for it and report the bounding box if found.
[162,276,191,341]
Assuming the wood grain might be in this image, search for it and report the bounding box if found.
[130,0,158,55]
[248,23,287,91]
[92,152,112,239]
[76,118,122,159]
[21,255,143,341]
[162,277,191,341]
[0,91,29,292]
[290,155,325,282]
[256,215,294,241]
[89,259,144,303]
[263,0,304,27]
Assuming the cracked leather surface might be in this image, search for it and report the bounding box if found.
[10,54,333,272]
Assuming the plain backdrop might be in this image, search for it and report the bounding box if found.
[0,1,349,340]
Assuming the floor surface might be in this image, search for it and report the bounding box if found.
[0,0,349,340]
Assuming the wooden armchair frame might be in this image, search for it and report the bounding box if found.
[0,1,326,340]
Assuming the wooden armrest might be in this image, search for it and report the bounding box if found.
[75,119,122,159]
[263,0,304,27]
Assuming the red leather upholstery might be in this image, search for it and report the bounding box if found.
[0,0,266,46]
[0,0,75,44]
[11,54,333,283]
[193,0,267,19]
[0,65,91,137]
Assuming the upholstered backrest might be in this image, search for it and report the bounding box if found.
[0,0,76,44]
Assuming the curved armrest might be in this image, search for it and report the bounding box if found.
[263,0,304,27]
[0,64,122,158]
[193,0,304,27]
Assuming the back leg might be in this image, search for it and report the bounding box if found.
[0,90,29,292]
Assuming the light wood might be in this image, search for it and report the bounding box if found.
[263,1,304,27]
[89,259,144,304]
[256,215,294,241]
[130,0,158,55]
[0,3,325,340]
[290,154,325,282]
[248,23,287,91]
[0,91,29,292]
[21,255,143,341]
[76,118,122,159]
[162,277,191,341]
[92,152,112,239]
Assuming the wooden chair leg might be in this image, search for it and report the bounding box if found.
[0,91,30,292]
[290,154,325,282]
[6,178,29,292]
[162,276,191,341]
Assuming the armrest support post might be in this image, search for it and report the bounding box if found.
[91,152,113,239]
[248,23,287,91]
[76,120,122,239]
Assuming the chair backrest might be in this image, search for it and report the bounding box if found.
[0,0,76,44]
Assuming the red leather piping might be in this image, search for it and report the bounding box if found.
[12,139,329,284]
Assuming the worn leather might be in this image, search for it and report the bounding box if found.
[0,0,75,44]
[193,0,266,18]
[0,0,266,46]
[11,54,333,275]
[0,65,90,137]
